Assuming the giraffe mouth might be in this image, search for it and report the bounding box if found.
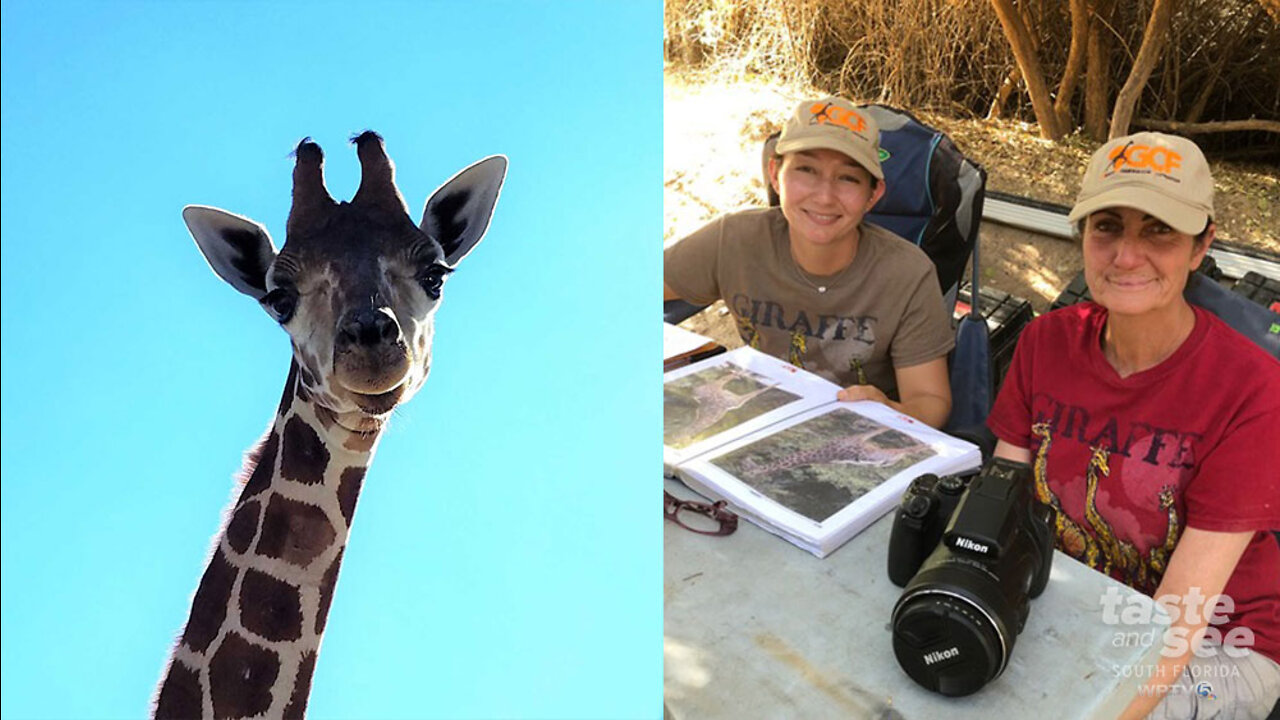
[349,384,406,415]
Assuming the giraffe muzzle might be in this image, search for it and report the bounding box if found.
[333,308,411,397]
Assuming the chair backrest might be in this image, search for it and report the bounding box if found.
[762,104,986,311]
[1185,274,1280,359]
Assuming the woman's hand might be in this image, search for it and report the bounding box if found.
[837,383,889,404]
[837,357,951,428]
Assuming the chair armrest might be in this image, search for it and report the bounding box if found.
[664,299,709,325]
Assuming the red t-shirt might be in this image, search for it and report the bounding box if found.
[989,302,1280,664]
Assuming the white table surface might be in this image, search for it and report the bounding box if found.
[664,479,1171,719]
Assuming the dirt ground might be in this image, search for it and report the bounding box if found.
[664,70,1280,344]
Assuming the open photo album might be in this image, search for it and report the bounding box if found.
[664,346,982,558]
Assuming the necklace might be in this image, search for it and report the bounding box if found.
[790,255,855,294]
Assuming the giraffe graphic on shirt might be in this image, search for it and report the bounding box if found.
[1035,426,1185,596]
[1032,422,1099,567]
[788,327,808,369]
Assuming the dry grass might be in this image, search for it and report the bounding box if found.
[666,67,1279,254]
[665,0,1280,156]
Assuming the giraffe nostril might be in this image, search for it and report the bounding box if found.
[339,309,400,347]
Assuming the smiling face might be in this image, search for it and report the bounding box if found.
[769,148,885,251]
[1081,206,1211,318]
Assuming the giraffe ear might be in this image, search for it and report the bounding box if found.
[419,155,507,267]
[183,205,278,300]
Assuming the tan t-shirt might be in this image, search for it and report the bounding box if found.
[664,207,954,396]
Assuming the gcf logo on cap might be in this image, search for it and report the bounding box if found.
[1103,141,1183,182]
[809,102,868,138]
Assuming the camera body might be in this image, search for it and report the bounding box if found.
[886,458,1056,697]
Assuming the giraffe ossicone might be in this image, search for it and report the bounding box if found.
[154,132,505,719]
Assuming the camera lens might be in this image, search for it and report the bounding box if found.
[892,592,1005,696]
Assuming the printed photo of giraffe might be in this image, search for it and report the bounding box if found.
[664,364,802,449]
[712,408,937,523]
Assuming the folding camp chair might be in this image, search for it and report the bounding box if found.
[665,104,995,438]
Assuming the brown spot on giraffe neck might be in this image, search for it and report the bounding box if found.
[209,632,279,718]
[255,494,337,568]
[239,568,304,642]
[283,651,316,719]
[226,499,261,554]
[154,659,203,719]
[315,548,345,635]
[181,548,237,653]
[281,416,329,485]
[337,467,365,526]
[241,431,279,499]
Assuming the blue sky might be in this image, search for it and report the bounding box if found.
[1,2,659,718]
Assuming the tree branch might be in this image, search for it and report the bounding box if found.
[990,0,1064,140]
[1109,0,1177,139]
[1133,117,1280,134]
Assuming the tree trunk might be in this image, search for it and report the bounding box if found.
[990,0,1064,140]
[987,68,1021,120]
[1055,0,1089,132]
[1109,0,1178,139]
[1084,0,1115,141]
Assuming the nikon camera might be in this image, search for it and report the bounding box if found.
[886,458,1056,697]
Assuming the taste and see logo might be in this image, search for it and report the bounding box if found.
[1100,586,1255,658]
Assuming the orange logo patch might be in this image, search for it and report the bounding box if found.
[809,103,867,134]
[1106,143,1182,175]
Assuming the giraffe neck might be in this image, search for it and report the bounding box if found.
[155,360,385,719]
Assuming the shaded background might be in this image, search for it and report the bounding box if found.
[1,2,659,718]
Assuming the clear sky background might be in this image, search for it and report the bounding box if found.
[1,2,658,718]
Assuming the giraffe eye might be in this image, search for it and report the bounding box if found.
[416,265,452,300]
[260,288,297,324]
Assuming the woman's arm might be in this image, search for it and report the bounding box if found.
[1117,527,1253,720]
[993,439,1031,463]
[837,356,951,428]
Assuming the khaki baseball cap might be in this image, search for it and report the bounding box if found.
[1068,132,1214,235]
[775,97,884,180]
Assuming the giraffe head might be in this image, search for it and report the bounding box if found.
[183,133,506,430]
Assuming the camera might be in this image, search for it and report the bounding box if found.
[886,458,1055,697]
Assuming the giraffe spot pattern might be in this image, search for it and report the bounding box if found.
[153,658,203,719]
[337,467,365,526]
[315,548,344,635]
[278,360,298,417]
[182,548,238,653]
[226,499,260,554]
[243,431,279,499]
[298,363,317,390]
[283,651,316,719]
[209,631,279,718]
[239,568,304,642]
[281,415,329,485]
[313,404,336,430]
[255,493,337,568]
